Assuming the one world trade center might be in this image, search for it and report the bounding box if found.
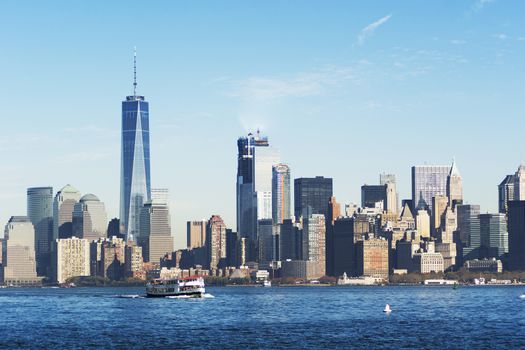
[120,50,151,241]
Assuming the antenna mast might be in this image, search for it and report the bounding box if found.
[133,47,137,97]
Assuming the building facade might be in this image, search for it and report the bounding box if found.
[2,217,40,286]
[508,201,525,270]
[187,220,206,249]
[355,237,389,281]
[72,194,108,242]
[27,187,53,277]
[206,215,227,270]
[272,164,291,225]
[120,57,151,241]
[56,237,90,284]
[302,214,326,277]
[479,213,508,259]
[236,132,279,248]
[53,184,81,240]
[411,165,450,212]
[294,177,333,219]
[139,192,173,263]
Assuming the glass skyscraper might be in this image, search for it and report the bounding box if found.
[411,165,450,212]
[120,53,151,241]
[272,164,291,225]
[27,187,53,277]
[236,131,279,242]
[294,176,333,219]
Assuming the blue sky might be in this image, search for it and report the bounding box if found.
[1,0,524,248]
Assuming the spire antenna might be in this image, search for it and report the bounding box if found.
[133,47,137,97]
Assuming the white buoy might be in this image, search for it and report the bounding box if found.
[384,304,392,313]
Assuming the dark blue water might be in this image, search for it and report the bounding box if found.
[1,285,525,349]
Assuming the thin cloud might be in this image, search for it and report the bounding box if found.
[450,39,467,45]
[472,0,495,12]
[493,33,507,40]
[227,67,355,100]
[358,14,392,45]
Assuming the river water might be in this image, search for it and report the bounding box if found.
[1,285,524,349]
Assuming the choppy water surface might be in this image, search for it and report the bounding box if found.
[1,285,525,349]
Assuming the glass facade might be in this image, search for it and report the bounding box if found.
[294,177,333,219]
[120,95,151,241]
[479,213,508,258]
[411,165,450,212]
[272,164,291,224]
[27,187,53,277]
[236,133,279,243]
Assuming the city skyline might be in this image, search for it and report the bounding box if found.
[2,1,525,249]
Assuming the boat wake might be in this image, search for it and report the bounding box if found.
[115,294,145,299]
[165,293,214,299]
[519,294,525,299]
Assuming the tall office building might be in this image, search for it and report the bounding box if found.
[53,184,81,240]
[2,217,40,286]
[361,185,386,209]
[27,187,53,277]
[326,196,341,276]
[139,190,173,263]
[332,217,355,277]
[479,213,508,259]
[302,214,326,277]
[431,195,449,236]
[236,131,279,243]
[56,237,90,284]
[498,175,515,214]
[72,194,108,242]
[514,165,525,201]
[257,219,276,267]
[272,164,291,225]
[416,209,431,238]
[294,177,333,219]
[411,165,450,212]
[187,220,206,249]
[279,219,301,261]
[355,236,389,281]
[446,159,463,208]
[120,51,151,241]
[206,215,227,270]
[457,204,481,260]
[507,201,525,270]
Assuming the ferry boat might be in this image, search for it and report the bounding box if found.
[146,276,206,298]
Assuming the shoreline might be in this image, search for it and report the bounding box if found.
[2,282,524,289]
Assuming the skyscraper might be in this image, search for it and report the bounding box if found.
[479,213,508,259]
[236,131,279,244]
[302,214,326,277]
[139,190,173,263]
[332,217,355,277]
[53,184,81,240]
[2,217,40,286]
[457,204,481,261]
[498,175,515,214]
[120,51,151,241]
[411,165,450,212]
[272,164,291,225]
[206,215,227,270]
[294,177,333,219]
[361,185,386,209]
[27,187,53,277]
[514,165,525,200]
[508,201,525,270]
[187,220,206,249]
[72,194,108,242]
[446,159,463,208]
